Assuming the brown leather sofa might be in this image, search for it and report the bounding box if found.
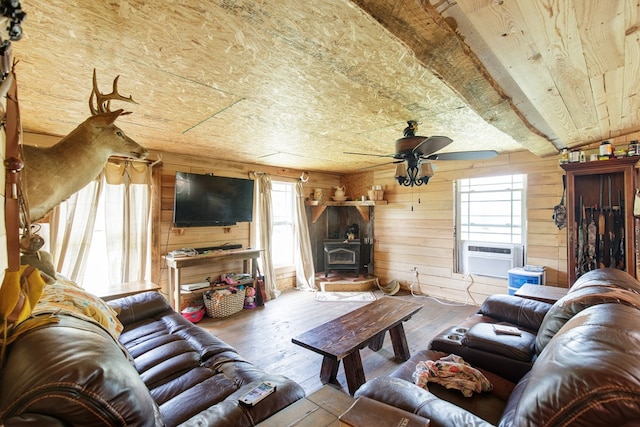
[0,290,305,426]
[355,268,640,427]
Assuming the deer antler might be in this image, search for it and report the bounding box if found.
[89,69,138,115]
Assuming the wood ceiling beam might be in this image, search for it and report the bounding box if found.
[349,0,559,157]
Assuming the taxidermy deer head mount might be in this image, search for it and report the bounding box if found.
[23,70,148,222]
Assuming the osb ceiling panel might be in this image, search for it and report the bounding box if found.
[13,0,634,174]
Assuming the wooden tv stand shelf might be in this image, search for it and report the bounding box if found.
[164,248,262,311]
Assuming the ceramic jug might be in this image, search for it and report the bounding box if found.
[334,186,345,198]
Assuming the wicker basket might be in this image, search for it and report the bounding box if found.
[204,287,246,318]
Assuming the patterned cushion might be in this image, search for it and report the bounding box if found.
[33,277,123,340]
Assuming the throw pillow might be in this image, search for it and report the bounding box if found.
[33,277,123,340]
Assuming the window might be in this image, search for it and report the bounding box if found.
[456,174,526,245]
[49,165,152,295]
[270,181,295,267]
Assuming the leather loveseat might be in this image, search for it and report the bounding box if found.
[0,288,305,426]
[355,268,640,427]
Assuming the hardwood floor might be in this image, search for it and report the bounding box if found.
[197,288,478,395]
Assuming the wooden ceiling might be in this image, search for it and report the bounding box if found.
[10,0,640,174]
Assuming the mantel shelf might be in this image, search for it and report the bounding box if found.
[305,200,387,223]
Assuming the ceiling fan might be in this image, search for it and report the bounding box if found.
[345,120,498,187]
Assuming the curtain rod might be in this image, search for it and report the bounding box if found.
[109,153,162,167]
[249,171,310,182]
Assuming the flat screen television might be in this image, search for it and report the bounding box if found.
[173,172,255,227]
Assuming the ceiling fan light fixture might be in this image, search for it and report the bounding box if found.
[395,160,430,187]
[394,162,407,179]
[419,161,434,179]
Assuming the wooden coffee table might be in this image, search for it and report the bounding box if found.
[292,297,423,395]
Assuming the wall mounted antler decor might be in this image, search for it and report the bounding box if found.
[22,69,148,221]
[89,70,137,116]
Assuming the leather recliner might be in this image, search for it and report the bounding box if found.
[355,268,640,427]
[0,291,305,426]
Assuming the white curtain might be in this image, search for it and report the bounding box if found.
[49,161,151,290]
[103,161,151,284]
[294,180,316,290]
[252,173,279,299]
[49,178,103,283]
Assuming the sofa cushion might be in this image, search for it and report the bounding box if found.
[478,294,552,332]
[108,290,172,326]
[462,323,535,362]
[429,326,533,383]
[507,303,640,426]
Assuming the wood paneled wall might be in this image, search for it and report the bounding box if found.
[21,128,640,306]
[347,151,568,304]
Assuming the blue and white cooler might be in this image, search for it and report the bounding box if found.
[508,266,546,295]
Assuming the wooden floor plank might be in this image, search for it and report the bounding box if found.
[197,288,479,395]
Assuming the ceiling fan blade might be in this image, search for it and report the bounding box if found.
[411,136,453,157]
[344,151,396,158]
[426,150,498,161]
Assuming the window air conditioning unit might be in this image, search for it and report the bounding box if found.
[462,241,524,279]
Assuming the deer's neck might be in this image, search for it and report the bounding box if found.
[50,125,114,169]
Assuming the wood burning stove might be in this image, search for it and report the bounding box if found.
[323,239,360,277]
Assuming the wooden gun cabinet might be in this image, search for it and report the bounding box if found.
[561,157,639,285]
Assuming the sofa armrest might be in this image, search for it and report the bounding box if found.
[179,377,306,427]
[355,377,492,427]
[108,291,171,326]
[479,294,552,332]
